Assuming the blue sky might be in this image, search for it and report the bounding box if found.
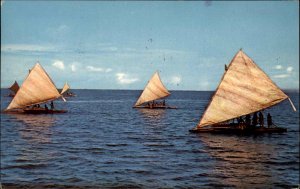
[1,1,299,90]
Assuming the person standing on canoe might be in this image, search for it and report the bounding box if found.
[252,112,258,127]
[267,113,273,128]
[50,101,54,110]
[245,114,251,126]
[259,112,264,127]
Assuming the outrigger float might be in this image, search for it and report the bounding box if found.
[190,49,296,134]
[133,71,177,109]
[3,63,67,114]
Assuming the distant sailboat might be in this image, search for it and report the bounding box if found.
[60,82,76,97]
[7,81,19,97]
[4,63,67,114]
[190,49,296,134]
[133,71,176,109]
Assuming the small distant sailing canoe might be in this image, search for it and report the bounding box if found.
[190,49,296,134]
[60,82,76,97]
[7,81,20,97]
[133,71,176,109]
[4,63,67,114]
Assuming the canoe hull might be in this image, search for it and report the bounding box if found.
[23,108,67,114]
[189,126,287,134]
[133,105,177,109]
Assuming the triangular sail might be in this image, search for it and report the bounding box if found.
[9,81,19,94]
[134,71,170,107]
[197,50,288,128]
[6,63,61,110]
[60,82,70,95]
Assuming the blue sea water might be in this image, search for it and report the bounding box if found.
[1,89,299,188]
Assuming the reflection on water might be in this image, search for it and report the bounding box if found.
[137,108,166,125]
[197,134,282,187]
[12,114,56,144]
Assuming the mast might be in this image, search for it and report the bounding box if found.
[196,50,291,129]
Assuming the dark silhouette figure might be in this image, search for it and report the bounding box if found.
[245,114,251,126]
[163,100,165,106]
[267,113,273,128]
[258,112,264,127]
[50,101,54,110]
[238,116,244,124]
[252,112,258,127]
[44,104,48,111]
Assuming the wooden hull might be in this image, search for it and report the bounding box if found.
[23,108,67,114]
[64,94,76,97]
[133,105,177,109]
[189,125,287,134]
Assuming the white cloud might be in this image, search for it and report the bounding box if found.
[116,73,139,84]
[86,66,104,72]
[105,68,112,73]
[52,60,65,70]
[170,76,182,85]
[199,81,211,90]
[86,66,112,73]
[273,74,290,79]
[274,65,283,70]
[286,66,293,73]
[70,64,77,72]
[1,44,55,52]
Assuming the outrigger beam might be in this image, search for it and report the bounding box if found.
[288,98,297,112]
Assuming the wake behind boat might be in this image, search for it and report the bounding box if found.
[133,71,176,109]
[3,63,67,114]
[190,49,296,134]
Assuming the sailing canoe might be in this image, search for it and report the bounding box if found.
[133,71,176,109]
[4,63,67,114]
[7,81,20,97]
[191,49,296,134]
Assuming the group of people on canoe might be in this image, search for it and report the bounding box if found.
[146,100,166,108]
[26,101,55,111]
[229,111,275,129]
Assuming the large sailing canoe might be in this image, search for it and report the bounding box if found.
[7,81,20,97]
[133,71,176,109]
[190,49,296,134]
[4,63,67,114]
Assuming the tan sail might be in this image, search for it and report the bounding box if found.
[9,81,20,94]
[6,63,61,110]
[60,82,70,95]
[134,71,170,107]
[197,50,289,128]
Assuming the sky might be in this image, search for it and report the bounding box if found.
[1,1,299,90]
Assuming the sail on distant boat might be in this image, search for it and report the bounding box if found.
[133,71,176,109]
[8,81,19,97]
[60,82,70,95]
[60,82,76,97]
[5,63,67,113]
[191,49,296,133]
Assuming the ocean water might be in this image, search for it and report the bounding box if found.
[1,89,299,188]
